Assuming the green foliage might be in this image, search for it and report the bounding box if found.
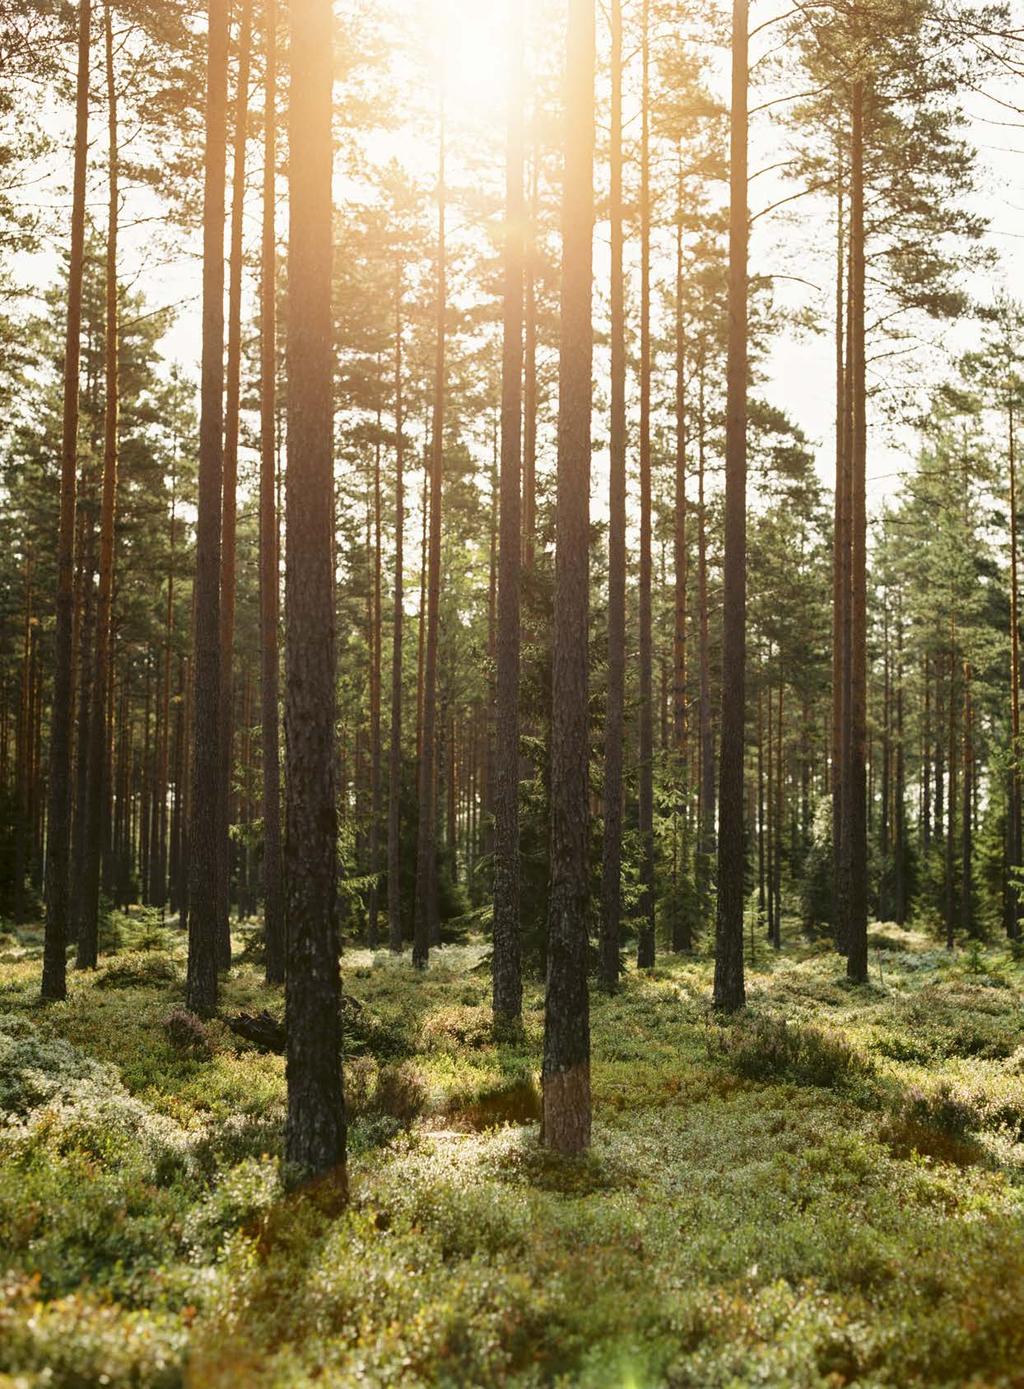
[3,924,1024,1385]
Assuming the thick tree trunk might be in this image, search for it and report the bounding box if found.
[260,0,285,985]
[712,0,747,1012]
[542,0,594,1155]
[600,0,626,991]
[492,0,525,1034]
[43,0,91,1001]
[283,0,346,1184]
[186,0,229,1015]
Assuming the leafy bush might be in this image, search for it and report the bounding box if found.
[711,1013,874,1091]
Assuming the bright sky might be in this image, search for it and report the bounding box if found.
[10,0,1024,515]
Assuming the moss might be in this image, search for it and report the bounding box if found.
[2,921,1024,1385]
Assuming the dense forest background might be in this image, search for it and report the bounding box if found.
[5,1,1024,1381]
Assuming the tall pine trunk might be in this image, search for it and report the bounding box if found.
[413,92,446,969]
[636,0,655,970]
[43,0,91,1001]
[492,0,525,1034]
[600,0,625,991]
[387,265,405,954]
[260,0,285,985]
[186,0,229,1015]
[542,0,594,1155]
[283,0,346,1184]
[712,0,748,1012]
[78,1,118,971]
[846,74,869,983]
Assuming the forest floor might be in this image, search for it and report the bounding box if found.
[1,914,1024,1387]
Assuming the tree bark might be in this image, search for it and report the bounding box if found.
[78,1,119,971]
[387,263,405,954]
[600,0,626,991]
[542,0,594,1155]
[636,0,655,970]
[846,73,868,984]
[712,0,747,1012]
[43,0,91,1001]
[186,0,229,1015]
[412,90,446,969]
[492,0,525,1034]
[217,0,254,967]
[260,0,285,985]
[283,0,346,1185]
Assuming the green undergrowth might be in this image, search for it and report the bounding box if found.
[2,914,1024,1386]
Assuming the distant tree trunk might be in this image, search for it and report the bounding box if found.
[283,0,345,1185]
[1008,401,1021,938]
[600,0,626,991]
[636,0,655,971]
[773,678,783,949]
[712,0,747,1012]
[522,139,539,571]
[845,74,868,984]
[492,0,525,1034]
[542,0,594,1155]
[43,0,91,1001]
[671,147,690,955]
[893,611,907,925]
[78,1,119,971]
[960,659,973,936]
[831,142,848,952]
[186,0,229,1015]
[945,629,957,950]
[696,361,715,908]
[367,405,383,948]
[387,264,405,954]
[260,0,285,985]
[413,91,446,970]
[217,0,254,968]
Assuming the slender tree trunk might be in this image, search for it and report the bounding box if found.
[542,0,594,1155]
[1009,401,1021,938]
[260,0,284,984]
[960,659,973,936]
[712,0,747,1012]
[217,0,253,966]
[492,0,525,1033]
[43,0,91,1001]
[945,629,957,950]
[186,0,229,1014]
[636,0,655,970]
[283,0,345,1184]
[846,73,868,984]
[831,142,848,952]
[413,90,446,969]
[78,3,119,971]
[696,363,715,907]
[367,403,383,948]
[387,264,405,954]
[671,147,690,955]
[600,0,626,991]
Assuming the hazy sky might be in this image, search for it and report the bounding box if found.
[11,0,1024,517]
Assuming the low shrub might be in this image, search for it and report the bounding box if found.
[163,1008,212,1057]
[711,1013,874,1091]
